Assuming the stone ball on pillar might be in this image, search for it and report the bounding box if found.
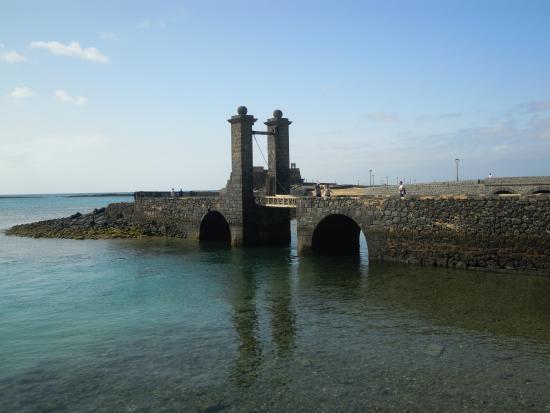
[237,106,248,116]
[273,109,283,119]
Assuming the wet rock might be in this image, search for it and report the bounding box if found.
[6,203,144,240]
[425,343,445,357]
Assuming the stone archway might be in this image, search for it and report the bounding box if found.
[492,188,515,195]
[199,211,231,243]
[311,214,363,254]
[530,186,550,195]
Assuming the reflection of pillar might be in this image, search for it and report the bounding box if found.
[229,257,262,386]
[269,273,296,357]
[265,110,291,195]
[227,106,256,247]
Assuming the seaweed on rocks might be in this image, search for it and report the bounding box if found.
[5,207,144,240]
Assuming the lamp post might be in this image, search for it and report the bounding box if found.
[455,158,460,181]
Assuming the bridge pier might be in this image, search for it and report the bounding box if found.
[222,106,291,246]
[296,225,314,255]
[265,110,291,196]
[223,106,256,247]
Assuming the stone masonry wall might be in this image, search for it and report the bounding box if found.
[129,197,289,245]
[296,194,550,275]
[131,197,221,239]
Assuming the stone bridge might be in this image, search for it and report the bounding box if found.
[123,192,550,275]
[125,107,550,275]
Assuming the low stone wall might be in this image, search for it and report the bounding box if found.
[296,194,550,275]
[132,197,220,239]
[363,176,550,196]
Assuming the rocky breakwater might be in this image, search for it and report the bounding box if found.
[5,202,143,239]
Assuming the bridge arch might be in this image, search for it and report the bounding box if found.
[311,213,365,254]
[530,186,550,195]
[199,210,231,243]
[492,187,516,195]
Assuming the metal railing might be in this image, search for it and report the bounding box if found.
[259,195,297,208]
[134,191,220,200]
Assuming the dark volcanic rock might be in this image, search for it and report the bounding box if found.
[6,202,143,240]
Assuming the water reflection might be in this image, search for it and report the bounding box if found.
[297,254,367,299]
[267,260,296,358]
[228,251,262,386]
[1,231,550,411]
[364,263,550,343]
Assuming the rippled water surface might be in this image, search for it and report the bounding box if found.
[1,196,550,412]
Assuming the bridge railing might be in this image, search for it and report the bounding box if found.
[258,195,297,208]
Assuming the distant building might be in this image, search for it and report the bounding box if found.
[253,163,303,192]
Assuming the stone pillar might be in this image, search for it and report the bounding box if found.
[265,109,291,195]
[297,226,313,254]
[226,106,256,247]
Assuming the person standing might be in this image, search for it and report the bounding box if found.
[398,181,406,198]
[314,183,321,198]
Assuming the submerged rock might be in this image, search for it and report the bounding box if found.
[425,343,445,357]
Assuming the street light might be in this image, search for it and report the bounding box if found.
[455,158,460,181]
[369,169,373,186]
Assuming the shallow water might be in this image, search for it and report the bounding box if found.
[1,196,550,412]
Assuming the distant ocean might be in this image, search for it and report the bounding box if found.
[1,194,550,412]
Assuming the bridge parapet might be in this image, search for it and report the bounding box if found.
[362,176,550,196]
[134,191,219,200]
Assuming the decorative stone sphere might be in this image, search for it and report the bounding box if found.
[237,106,248,115]
[273,109,283,119]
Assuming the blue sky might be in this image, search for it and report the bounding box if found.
[1,0,549,194]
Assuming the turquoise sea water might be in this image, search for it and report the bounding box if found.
[1,196,550,412]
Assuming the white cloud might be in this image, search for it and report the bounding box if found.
[8,86,34,99]
[54,90,88,106]
[0,50,27,63]
[514,99,550,114]
[0,134,107,169]
[29,40,109,64]
[99,32,118,41]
